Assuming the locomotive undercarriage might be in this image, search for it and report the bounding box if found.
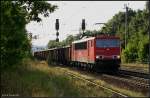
[94,59,120,72]
[70,59,120,72]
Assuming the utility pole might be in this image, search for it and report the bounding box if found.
[124,4,129,49]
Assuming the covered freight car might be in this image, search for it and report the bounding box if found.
[34,50,49,60]
[47,46,71,65]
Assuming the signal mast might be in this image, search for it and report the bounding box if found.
[55,19,59,42]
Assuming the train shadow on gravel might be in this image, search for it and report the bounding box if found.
[47,62,131,79]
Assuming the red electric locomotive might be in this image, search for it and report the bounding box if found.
[71,35,121,70]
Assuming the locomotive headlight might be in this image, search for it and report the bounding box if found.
[117,55,120,59]
[96,55,99,59]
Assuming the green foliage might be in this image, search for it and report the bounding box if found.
[13,1,57,22]
[121,43,138,63]
[1,1,57,69]
[47,40,63,48]
[137,35,149,62]
[65,35,76,45]
[82,30,104,37]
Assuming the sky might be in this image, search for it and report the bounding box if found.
[26,1,146,47]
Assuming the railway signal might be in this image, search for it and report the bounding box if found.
[55,19,59,42]
[82,19,85,32]
[80,19,86,38]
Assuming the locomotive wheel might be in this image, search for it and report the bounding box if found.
[93,64,97,72]
[88,64,91,71]
[80,63,83,70]
[90,64,94,72]
[83,63,86,70]
[86,64,90,71]
[78,62,80,68]
[72,62,75,67]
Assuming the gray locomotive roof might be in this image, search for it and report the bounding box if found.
[72,37,95,44]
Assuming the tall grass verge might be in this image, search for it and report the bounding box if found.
[1,59,113,97]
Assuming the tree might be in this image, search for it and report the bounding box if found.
[65,35,76,45]
[47,35,76,48]
[1,1,57,69]
[47,40,62,48]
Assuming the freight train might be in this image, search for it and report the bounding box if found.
[34,35,121,71]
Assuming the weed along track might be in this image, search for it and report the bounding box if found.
[67,72,128,97]
[54,65,149,97]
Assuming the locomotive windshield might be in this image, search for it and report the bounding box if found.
[96,39,120,48]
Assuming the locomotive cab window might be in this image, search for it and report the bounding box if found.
[96,39,120,48]
[75,42,87,50]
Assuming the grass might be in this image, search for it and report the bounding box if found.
[1,58,113,97]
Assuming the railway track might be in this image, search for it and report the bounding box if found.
[62,69,128,97]
[118,69,150,79]
[61,65,149,94]
[100,73,149,91]
[95,69,149,91]
[57,64,149,89]
[50,64,149,96]
[92,70,149,94]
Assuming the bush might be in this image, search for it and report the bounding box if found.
[137,35,149,63]
[121,43,138,63]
